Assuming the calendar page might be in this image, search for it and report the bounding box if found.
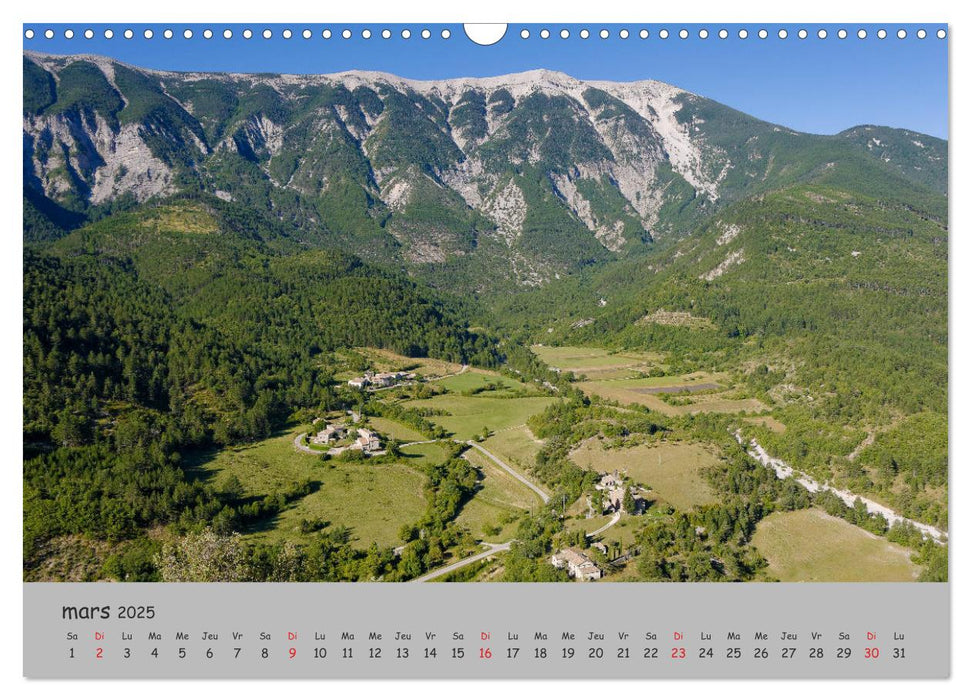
[21,20,950,680]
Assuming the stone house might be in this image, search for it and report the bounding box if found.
[551,548,603,581]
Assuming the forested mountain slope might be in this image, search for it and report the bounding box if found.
[24,198,499,575]
[501,181,948,527]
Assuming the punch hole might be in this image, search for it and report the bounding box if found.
[464,24,507,46]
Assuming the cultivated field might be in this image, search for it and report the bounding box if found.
[570,439,721,511]
[532,346,767,416]
[530,345,663,373]
[406,394,557,441]
[586,371,721,389]
[752,508,920,582]
[577,375,767,416]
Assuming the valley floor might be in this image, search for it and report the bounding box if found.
[28,344,942,584]
[179,345,941,583]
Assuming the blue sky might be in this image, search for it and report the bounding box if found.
[24,23,949,138]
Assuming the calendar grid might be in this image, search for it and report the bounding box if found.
[24,583,949,679]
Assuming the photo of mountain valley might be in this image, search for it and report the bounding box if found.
[22,30,948,583]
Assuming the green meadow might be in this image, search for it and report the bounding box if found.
[752,509,920,582]
[189,433,427,548]
[570,439,721,511]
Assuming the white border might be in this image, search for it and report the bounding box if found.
[3,0,965,697]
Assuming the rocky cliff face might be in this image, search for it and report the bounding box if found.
[24,109,175,204]
[23,52,946,289]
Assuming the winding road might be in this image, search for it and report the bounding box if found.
[406,438,555,581]
[293,432,321,455]
[465,441,550,504]
[412,499,623,584]
[411,542,513,582]
[294,402,604,582]
[588,512,621,537]
[412,508,624,583]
